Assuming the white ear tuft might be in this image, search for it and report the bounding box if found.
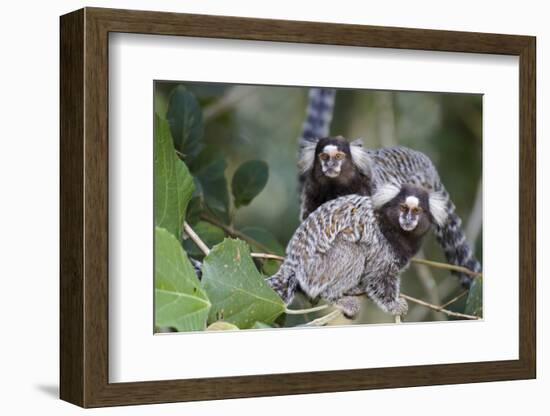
[428,192,449,226]
[297,138,319,174]
[349,138,372,175]
[372,183,401,209]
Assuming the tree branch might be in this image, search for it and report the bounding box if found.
[439,290,469,309]
[400,293,479,320]
[183,221,480,323]
[183,221,210,256]
[200,213,274,254]
[202,214,483,278]
[410,258,482,278]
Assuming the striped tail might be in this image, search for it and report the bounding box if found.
[434,189,481,288]
[300,88,336,142]
[298,88,336,190]
[266,263,298,304]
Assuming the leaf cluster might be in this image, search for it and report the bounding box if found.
[154,86,285,332]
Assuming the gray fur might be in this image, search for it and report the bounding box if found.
[267,186,438,318]
[298,138,481,286]
[296,88,481,286]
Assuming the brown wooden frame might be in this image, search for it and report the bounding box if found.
[60,7,536,408]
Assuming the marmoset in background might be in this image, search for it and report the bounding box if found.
[297,88,481,287]
[267,183,448,318]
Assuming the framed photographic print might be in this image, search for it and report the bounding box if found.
[60,7,536,408]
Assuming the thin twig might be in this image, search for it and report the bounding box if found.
[410,258,482,278]
[285,304,329,315]
[186,219,481,321]
[251,253,285,261]
[400,293,479,320]
[183,221,210,256]
[252,252,481,279]
[301,310,342,326]
[203,214,482,278]
[200,213,273,254]
[440,290,469,309]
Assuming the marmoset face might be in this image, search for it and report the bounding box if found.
[313,137,353,180]
[318,144,347,178]
[398,196,424,231]
[379,185,433,236]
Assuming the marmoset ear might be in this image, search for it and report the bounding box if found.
[349,138,372,175]
[428,191,448,226]
[372,183,401,209]
[297,137,320,174]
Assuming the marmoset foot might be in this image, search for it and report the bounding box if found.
[388,298,408,316]
[334,296,361,319]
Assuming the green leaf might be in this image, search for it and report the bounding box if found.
[183,221,226,258]
[231,160,269,208]
[207,321,240,331]
[185,196,203,226]
[190,149,230,222]
[155,227,211,331]
[166,85,204,159]
[465,277,483,318]
[240,226,285,255]
[154,114,195,238]
[201,239,285,329]
[241,227,284,275]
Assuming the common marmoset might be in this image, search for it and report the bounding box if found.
[267,183,448,318]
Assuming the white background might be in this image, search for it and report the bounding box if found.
[110,34,519,382]
[0,0,546,414]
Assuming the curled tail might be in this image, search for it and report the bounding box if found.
[266,263,298,304]
[434,189,481,288]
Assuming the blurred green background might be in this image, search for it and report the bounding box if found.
[155,81,482,326]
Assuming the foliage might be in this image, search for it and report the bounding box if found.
[154,114,194,238]
[202,239,285,328]
[154,227,211,331]
[166,85,204,160]
[154,85,283,331]
[153,82,483,330]
[465,277,483,317]
[231,160,269,208]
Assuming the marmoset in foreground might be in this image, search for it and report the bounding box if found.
[267,183,448,318]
